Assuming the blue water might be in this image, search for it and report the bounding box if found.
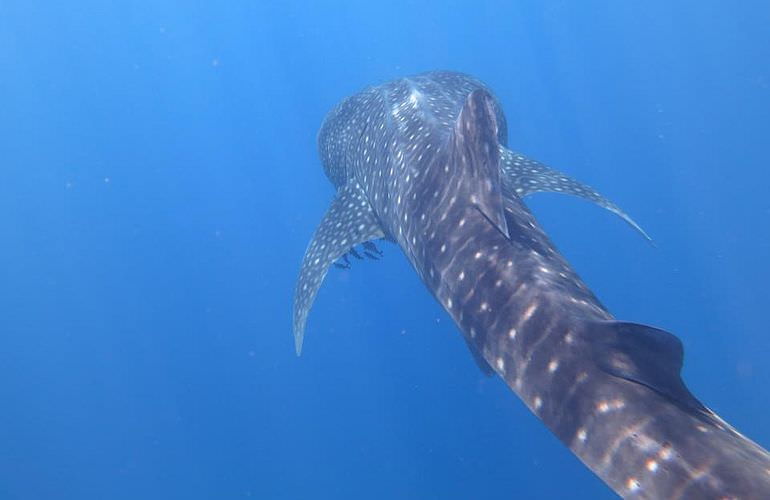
[1,1,769,498]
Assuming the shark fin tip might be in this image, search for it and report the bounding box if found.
[294,333,304,357]
[627,218,654,245]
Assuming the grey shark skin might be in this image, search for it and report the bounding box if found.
[293,71,770,498]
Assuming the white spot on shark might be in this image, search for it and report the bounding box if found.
[522,303,538,322]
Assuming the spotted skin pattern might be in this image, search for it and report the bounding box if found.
[500,149,652,241]
[293,72,770,498]
[293,183,383,354]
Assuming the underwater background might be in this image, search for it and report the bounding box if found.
[1,1,769,498]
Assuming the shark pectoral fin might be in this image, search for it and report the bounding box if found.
[500,148,652,243]
[293,183,384,356]
[449,89,509,238]
[588,320,707,413]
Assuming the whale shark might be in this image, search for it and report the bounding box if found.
[293,71,770,498]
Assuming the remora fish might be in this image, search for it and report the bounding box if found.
[293,71,770,498]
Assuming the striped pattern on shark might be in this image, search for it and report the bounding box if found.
[293,71,770,498]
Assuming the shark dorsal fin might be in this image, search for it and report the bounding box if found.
[588,320,708,414]
[448,89,509,238]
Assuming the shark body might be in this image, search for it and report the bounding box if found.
[293,71,770,498]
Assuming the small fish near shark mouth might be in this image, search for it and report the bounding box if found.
[292,71,770,498]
